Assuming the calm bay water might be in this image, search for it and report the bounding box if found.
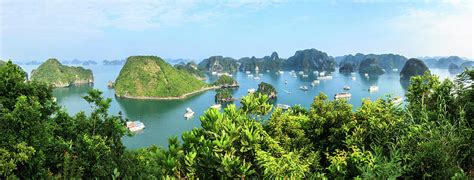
[19,64,457,149]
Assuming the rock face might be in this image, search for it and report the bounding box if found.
[436,56,466,68]
[400,58,430,80]
[114,56,208,99]
[198,56,239,73]
[339,63,358,73]
[448,63,462,74]
[174,61,205,80]
[30,58,93,88]
[239,52,284,72]
[283,49,336,72]
[358,58,385,75]
[212,75,239,88]
[338,53,407,72]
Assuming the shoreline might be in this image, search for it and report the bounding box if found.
[115,86,220,100]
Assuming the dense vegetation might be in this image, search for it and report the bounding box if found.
[30,58,93,87]
[339,62,358,73]
[239,52,283,72]
[212,75,238,87]
[1,60,472,178]
[256,82,277,99]
[215,89,233,103]
[114,56,207,98]
[174,62,206,80]
[400,58,430,80]
[358,58,385,75]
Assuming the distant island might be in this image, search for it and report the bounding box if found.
[337,53,407,73]
[358,58,385,75]
[420,56,471,69]
[400,58,429,80]
[198,56,240,73]
[256,82,277,99]
[30,58,94,87]
[103,59,126,65]
[114,56,215,100]
[174,61,206,80]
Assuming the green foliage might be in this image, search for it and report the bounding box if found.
[212,75,238,87]
[358,58,385,75]
[256,82,277,99]
[198,56,239,73]
[215,89,233,103]
[114,56,208,98]
[174,62,206,79]
[30,58,93,87]
[400,58,430,80]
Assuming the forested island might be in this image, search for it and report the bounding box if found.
[338,53,407,73]
[174,61,206,80]
[400,58,430,80]
[1,60,472,178]
[30,58,94,87]
[114,56,211,99]
[358,58,385,75]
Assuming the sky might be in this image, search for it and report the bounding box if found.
[0,0,472,62]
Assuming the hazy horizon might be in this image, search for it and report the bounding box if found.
[1,0,472,62]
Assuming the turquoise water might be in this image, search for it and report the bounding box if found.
[19,64,457,149]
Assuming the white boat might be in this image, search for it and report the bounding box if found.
[210,104,222,109]
[352,77,357,80]
[292,74,297,78]
[290,70,295,73]
[248,88,256,93]
[392,68,398,72]
[302,74,308,78]
[184,107,195,119]
[266,70,270,73]
[392,97,403,105]
[313,80,320,84]
[247,74,254,78]
[276,104,291,110]
[127,121,145,132]
[211,71,217,75]
[350,72,356,75]
[335,92,351,99]
[278,70,284,74]
[282,89,291,94]
[245,71,251,74]
[368,85,379,92]
[313,71,319,75]
[298,71,304,75]
[319,72,326,76]
[300,86,308,91]
[253,76,260,80]
[284,80,288,84]
[343,86,351,90]
[364,73,369,77]
[319,76,333,80]
[258,73,263,76]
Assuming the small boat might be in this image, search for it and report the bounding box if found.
[335,92,351,99]
[392,97,403,105]
[184,107,195,119]
[392,68,398,72]
[298,71,304,75]
[352,77,356,81]
[302,74,308,78]
[127,121,145,132]
[246,71,251,74]
[284,80,288,84]
[279,70,284,74]
[210,104,222,109]
[343,86,351,90]
[368,85,379,92]
[247,74,254,78]
[248,88,256,93]
[319,72,326,76]
[276,104,291,110]
[107,80,114,88]
[258,73,263,76]
[211,71,217,75]
[300,86,308,91]
[313,80,320,84]
[364,73,369,77]
[253,76,260,80]
[319,76,333,80]
[313,71,319,75]
[266,70,270,73]
[350,72,356,75]
[290,70,295,73]
[292,74,297,78]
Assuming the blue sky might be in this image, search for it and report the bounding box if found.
[0,0,472,62]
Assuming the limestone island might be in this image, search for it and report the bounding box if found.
[114,56,221,100]
[31,58,94,87]
[400,58,429,80]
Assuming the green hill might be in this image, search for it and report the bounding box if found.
[30,58,93,87]
[174,61,206,80]
[114,56,209,99]
[400,58,430,80]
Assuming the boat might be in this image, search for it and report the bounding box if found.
[127,121,145,132]
[300,86,308,91]
[52,97,57,102]
[278,70,284,74]
[313,71,319,75]
[368,85,379,92]
[210,104,222,109]
[392,97,403,105]
[319,76,333,80]
[364,73,369,77]
[292,74,297,78]
[302,74,308,78]
[246,71,251,74]
[284,80,288,84]
[282,89,291,94]
[248,88,256,93]
[211,71,217,75]
[184,107,195,119]
[350,72,356,75]
[298,71,304,75]
[343,86,351,90]
[352,77,357,80]
[266,70,270,73]
[334,92,351,99]
[276,104,291,110]
[247,74,253,78]
[319,72,326,76]
[258,73,263,76]
[107,80,114,88]
[392,68,398,72]
[253,76,260,80]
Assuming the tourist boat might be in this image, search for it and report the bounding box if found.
[107,80,114,88]
[313,71,319,75]
[211,71,217,75]
[350,72,356,75]
[298,71,304,75]
[127,121,145,132]
[284,80,288,84]
[266,70,270,73]
[392,97,403,105]
[246,71,251,74]
[282,89,291,94]
[184,107,195,119]
[393,68,398,72]
[278,70,284,74]
[319,72,326,76]
[276,104,291,110]
[247,74,253,78]
[253,76,260,80]
[343,86,351,90]
[302,74,308,78]
[210,104,222,109]
[319,76,333,80]
[352,77,357,80]
[368,85,379,92]
[258,73,263,76]
[248,88,256,93]
[300,86,308,91]
[292,74,297,78]
[290,70,295,73]
[334,92,351,99]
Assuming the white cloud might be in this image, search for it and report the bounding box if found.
[388,2,473,58]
